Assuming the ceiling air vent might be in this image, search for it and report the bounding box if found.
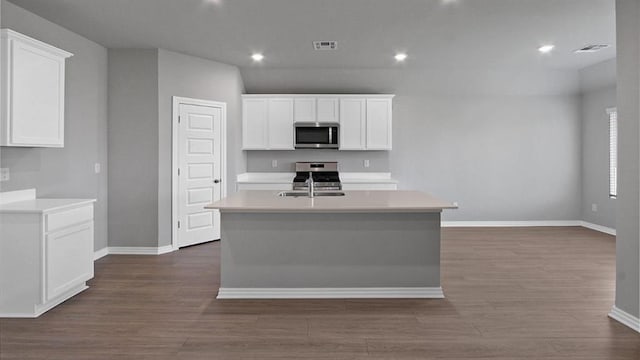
[574,44,610,53]
[313,41,338,50]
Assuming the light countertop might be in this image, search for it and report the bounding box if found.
[206,190,456,213]
[0,198,96,214]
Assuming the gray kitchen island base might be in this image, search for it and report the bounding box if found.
[217,211,444,299]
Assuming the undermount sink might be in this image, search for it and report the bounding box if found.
[278,191,346,198]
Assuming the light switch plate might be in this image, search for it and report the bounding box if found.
[94,163,101,174]
[364,160,370,168]
[271,160,278,168]
[0,168,9,182]
[592,203,598,212]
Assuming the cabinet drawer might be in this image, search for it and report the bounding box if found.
[46,205,93,232]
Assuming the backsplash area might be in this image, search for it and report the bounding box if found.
[246,150,390,172]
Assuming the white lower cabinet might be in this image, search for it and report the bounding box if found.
[237,183,293,191]
[0,192,95,318]
[45,222,94,302]
[342,183,398,191]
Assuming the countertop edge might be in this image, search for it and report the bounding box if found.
[0,199,97,214]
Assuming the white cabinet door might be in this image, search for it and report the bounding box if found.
[1,30,72,147]
[45,222,93,301]
[339,98,366,150]
[294,98,316,123]
[317,98,339,123]
[366,98,393,150]
[268,98,294,150]
[242,99,268,149]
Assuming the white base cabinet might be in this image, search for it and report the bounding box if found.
[0,189,95,318]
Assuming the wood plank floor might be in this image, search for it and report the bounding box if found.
[1,227,638,359]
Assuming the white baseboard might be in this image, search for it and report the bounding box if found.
[441,221,581,227]
[93,247,109,260]
[441,220,616,236]
[217,287,445,299]
[94,245,175,257]
[580,221,616,235]
[609,306,640,333]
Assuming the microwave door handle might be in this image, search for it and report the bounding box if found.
[328,127,332,144]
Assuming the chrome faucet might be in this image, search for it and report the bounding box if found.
[306,172,315,198]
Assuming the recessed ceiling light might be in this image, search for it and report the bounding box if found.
[395,53,408,62]
[251,53,264,62]
[538,45,555,54]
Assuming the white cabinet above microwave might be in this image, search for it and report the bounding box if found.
[1,29,73,147]
[242,94,394,151]
[293,97,339,123]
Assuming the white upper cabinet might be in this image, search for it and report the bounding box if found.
[294,97,339,123]
[316,98,339,123]
[243,94,393,151]
[267,98,294,150]
[242,98,268,149]
[293,98,316,123]
[339,98,366,150]
[340,96,393,150]
[365,98,393,150]
[1,29,73,147]
[243,97,294,150]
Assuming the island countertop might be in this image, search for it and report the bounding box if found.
[206,190,457,213]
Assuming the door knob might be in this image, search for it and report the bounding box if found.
[214,179,221,184]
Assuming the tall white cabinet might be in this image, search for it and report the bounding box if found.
[1,29,73,147]
[0,189,95,318]
[242,94,393,151]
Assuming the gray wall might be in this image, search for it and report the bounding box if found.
[157,49,245,247]
[614,0,640,319]
[580,60,617,229]
[241,68,582,222]
[107,49,159,247]
[0,0,109,251]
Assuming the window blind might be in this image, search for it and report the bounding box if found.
[608,108,617,198]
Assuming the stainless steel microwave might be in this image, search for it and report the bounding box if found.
[294,123,339,149]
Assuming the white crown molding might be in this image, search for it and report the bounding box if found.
[609,306,640,333]
[217,287,444,299]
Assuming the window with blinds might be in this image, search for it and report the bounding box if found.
[608,108,617,198]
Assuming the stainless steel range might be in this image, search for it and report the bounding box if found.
[292,162,342,191]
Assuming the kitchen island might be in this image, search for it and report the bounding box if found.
[206,190,456,299]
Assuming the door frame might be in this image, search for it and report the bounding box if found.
[171,96,228,250]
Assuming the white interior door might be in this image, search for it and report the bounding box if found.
[177,103,223,248]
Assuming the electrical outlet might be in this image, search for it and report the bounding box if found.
[271,160,278,168]
[94,163,101,174]
[592,203,598,212]
[364,160,370,168]
[0,168,9,182]
[453,201,459,207]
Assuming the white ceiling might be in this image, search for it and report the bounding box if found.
[6,0,615,71]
